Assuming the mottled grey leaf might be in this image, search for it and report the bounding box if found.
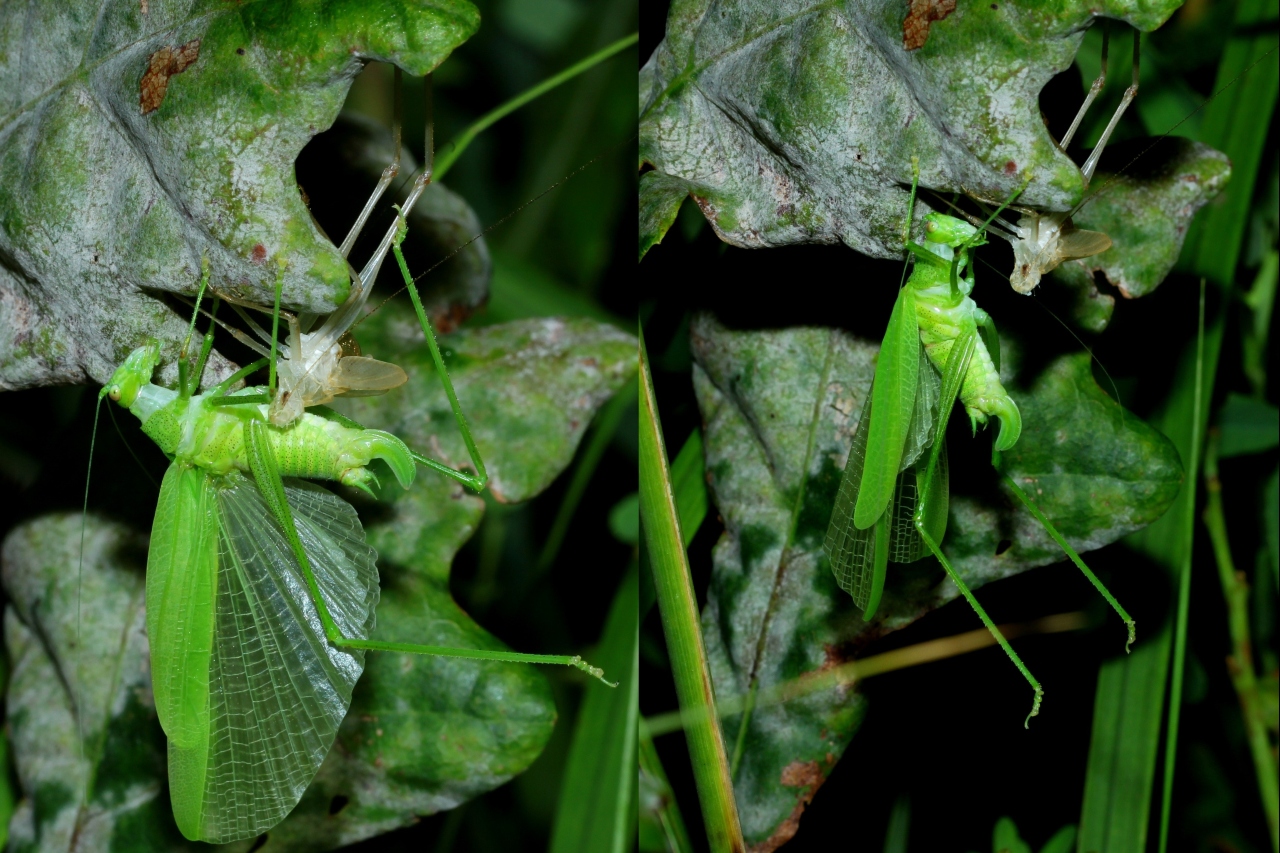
[0,0,477,390]
[641,0,1182,260]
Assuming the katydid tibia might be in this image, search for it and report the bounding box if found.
[823,167,1135,725]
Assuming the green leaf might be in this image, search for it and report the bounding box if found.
[1216,393,1280,457]
[1266,465,1279,591]
[340,313,637,505]
[609,493,640,545]
[986,353,1183,570]
[670,430,708,547]
[992,816,1031,853]
[548,563,639,853]
[640,328,744,851]
[3,516,201,852]
[1038,825,1077,853]
[639,171,693,260]
[689,313,1180,847]
[0,0,478,390]
[1064,137,1232,299]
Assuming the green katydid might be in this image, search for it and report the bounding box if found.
[97,235,612,842]
[87,51,634,842]
[823,162,1135,725]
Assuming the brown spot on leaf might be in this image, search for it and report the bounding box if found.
[1004,160,1018,175]
[781,760,823,789]
[903,0,956,50]
[140,38,201,114]
[750,761,827,852]
[250,244,267,264]
[692,195,718,223]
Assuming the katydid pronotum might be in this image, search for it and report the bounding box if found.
[81,49,630,844]
[823,163,1135,725]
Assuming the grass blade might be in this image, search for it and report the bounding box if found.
[639,329,744,851]
[549,562,640,853]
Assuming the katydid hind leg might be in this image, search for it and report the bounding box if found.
[1000,471,1136,650]
[242,420,609,683]
[390,208,488,492]
[914,330,1045,723]
[863,512,891,619]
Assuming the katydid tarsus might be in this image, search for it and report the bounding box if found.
[823,161,1135,726]
[81,52,630,843]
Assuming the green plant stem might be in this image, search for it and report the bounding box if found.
[434,32,638,180]
[1158,280,1208,853]
[1203,432,1280,851]
[638,329,744,853]
[643,611,1087,738]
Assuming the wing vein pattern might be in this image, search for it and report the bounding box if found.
[180,473,379,842]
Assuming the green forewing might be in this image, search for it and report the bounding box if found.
[825,345,944,612]
[147,464,218,751]
[164,472,379,843]
[854,287,919,530]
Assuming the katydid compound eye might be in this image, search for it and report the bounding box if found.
[108,385,122,401]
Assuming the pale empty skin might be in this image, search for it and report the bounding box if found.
[980,26,1140,293]
[212,68,428,427]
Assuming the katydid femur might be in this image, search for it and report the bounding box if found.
[823,162,1135,726]
[962,25,1141,294]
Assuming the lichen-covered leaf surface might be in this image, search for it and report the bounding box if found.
[0,0,478,390]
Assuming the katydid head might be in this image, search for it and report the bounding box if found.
[103,341,161,407]
[923,213,983,250]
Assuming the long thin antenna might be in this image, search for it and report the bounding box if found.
[353,137,631,327]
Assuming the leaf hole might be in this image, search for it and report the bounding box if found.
[995,539,1012,556]
[329,794,350,815]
